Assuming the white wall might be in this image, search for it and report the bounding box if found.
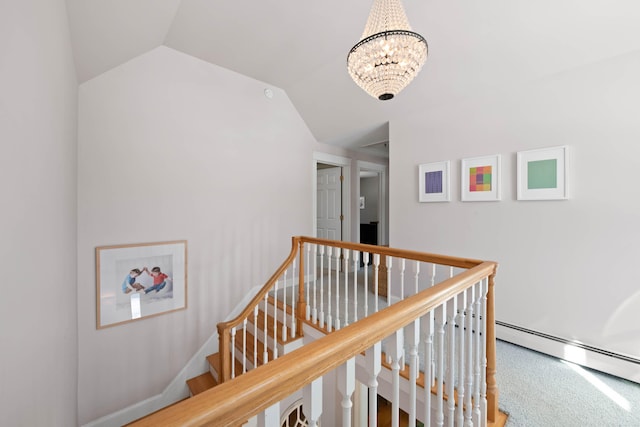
[390,51,640,362]
[77,46,314,424]
[0,1,78,425]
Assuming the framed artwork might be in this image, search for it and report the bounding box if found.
[96,240,187,329]
[517,146,569,200]
[461,154,501,202]
[360,196,365,209]
[418,161,451,202]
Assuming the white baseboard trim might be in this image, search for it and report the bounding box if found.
[82,286,264,427]
[496,321,640,384]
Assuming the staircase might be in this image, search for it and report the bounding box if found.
[129,236,504,426]
[186,296,303,398]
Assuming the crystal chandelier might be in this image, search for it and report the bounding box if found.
[347,0,428,101]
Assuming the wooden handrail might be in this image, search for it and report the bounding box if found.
[217,236,301,382]
[299,236,484,269]
[217,236,484,383]
[131,260,497,427]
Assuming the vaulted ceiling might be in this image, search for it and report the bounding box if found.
[65,0,640,152]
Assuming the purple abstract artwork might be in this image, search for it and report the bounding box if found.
[425,171,443,194]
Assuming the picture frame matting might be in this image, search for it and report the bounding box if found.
[517,146,568,200]
[418,161,451,202]
[96,240,187,329]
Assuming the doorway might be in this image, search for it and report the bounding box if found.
[357,161,387,246]
[313,152,351,242]
[317,164,342,240]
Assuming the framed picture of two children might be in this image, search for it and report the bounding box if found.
[96,240,187,329]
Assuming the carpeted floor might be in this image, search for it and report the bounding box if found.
[496,340,640,426]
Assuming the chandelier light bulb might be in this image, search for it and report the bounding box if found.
[347,0,428,101]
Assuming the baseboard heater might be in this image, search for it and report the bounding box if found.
[495,320,640,384]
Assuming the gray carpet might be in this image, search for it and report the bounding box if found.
[496,340,640,426]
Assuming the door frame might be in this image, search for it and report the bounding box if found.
[313,152,351,242]
[357,160,388,246]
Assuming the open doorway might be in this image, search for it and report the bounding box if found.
[357,161,388,246]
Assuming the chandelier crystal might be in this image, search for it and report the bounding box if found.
[347,0,428,101]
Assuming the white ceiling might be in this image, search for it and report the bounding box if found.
[65,0,640,153]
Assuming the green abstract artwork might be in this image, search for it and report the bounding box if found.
[527,159,557,189]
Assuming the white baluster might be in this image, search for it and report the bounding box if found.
[363,252,369,317]
[303,377,323,427]
[263,295,269,364]
[242,318,247,374]
[312,244,318,324]
[430,263,437,287]
[365,341,382,426]
[446,297,457,427]
[373,253,380,312]
[388,329,404,427]
[386,256,393,307]
[407,320,420,427]
[423,311,435,427]
[253,306,259,369]
[273,279,278,359]
[337,358,356,427]
[306,244,311,321]
[465,284,475,427]
[291,258,297,338]
[474,281,483,426]
[352,250,359,322]
[282,271,288,342]
[400,259,406,300]
[343,249,350,327]
[414,260,420,295]
[257,402,279,427]
[435,304,446,427]
[456,290,467,426]
[326,246,333,332]
[231,327,236,379]
[479,279,489,427]
[319,245,324,328]
[335,247,341,330]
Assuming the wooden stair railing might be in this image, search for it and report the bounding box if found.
[216,237,302,383]
[129,259,498,427]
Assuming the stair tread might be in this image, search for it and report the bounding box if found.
[207,352,244,379]
[186,372,217,396]
[234,330,274,365]
[249,308,299,345]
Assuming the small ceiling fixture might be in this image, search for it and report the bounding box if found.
[347,0,428,101]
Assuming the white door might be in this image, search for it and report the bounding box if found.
[317,167,342,240]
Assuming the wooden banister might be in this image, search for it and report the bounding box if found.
[130,261,497,427]
[216,236,301,382]
[298,236,484,269]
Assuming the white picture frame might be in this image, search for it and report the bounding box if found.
[461,154,501,202]
[418,161,451,202]
[517,146,569,200]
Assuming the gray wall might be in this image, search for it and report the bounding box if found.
[390,50,640,362]
[0,0,79,425]
[77,46,314,423]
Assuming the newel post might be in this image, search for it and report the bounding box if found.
[217,323,231,383]
[486,266,499,423]
[296,238,307,327]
